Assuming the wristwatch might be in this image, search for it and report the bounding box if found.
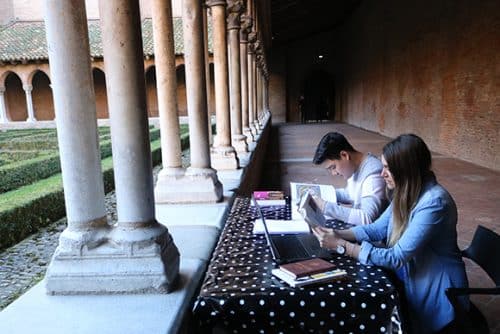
[336,244,346,255]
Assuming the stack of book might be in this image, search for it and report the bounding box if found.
[252,190,286,206]
[272,258,347,287]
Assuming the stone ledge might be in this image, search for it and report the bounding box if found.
[0,258,206,334]
[167,225,220,261]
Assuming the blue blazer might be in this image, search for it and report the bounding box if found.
[352,176,468,333]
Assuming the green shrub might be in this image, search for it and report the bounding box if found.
[0,130,189,251]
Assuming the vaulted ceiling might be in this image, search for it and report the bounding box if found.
[269,0,362,46]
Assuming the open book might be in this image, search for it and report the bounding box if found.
[290,182,336,219]
[298,191,327,228]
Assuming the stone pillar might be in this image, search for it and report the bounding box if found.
[227,0,248,155]
[206,0,239,170]
[247,32,257,136]
[202,4,214,145]
[0,87,8,123]
[23,84,36,122]
[43,0,109,294]
[99,0,179,292]
[253,40,263,132]
[239,15,253,143]
[182,0,223,201]
[152,0,186,203]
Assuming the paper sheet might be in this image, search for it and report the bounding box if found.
[252,218,310,234]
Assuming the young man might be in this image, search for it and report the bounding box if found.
[312,132,387,225]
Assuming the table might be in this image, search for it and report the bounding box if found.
[192,196,402,333]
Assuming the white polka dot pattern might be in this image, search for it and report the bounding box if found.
[193,197,402,333]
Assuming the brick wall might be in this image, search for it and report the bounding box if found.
[336,0,500,170]
[274,0,500,171]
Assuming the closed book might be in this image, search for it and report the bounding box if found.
[279,258,336,279]
[272,268,347,288]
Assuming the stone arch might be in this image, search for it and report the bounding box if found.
[93,68,109,119]
[32,70,54,120]
[27,68,51,85]
[4,71,27,121]
[300,69,335,123]
[176,64,187,116]
[145,66,158,117]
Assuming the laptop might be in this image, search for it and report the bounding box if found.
[252,195,332,265]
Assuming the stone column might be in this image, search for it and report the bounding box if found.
[202,4,214,145]
[239,15,253,143]
[43,0,109,294]
[227,0,248,155]
[0,87,8,123]
[247,32,257,136]
[206,0,239,170]
[182,0,223,201]
[99,0,179,292]
[152,0,186,203]
[253,40,263,132]
[23,84,36,122]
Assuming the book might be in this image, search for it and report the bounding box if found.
[252,218,310,234]
[251,190,286,206]
[297,191,327,228]
[279,258,336,279]
[272,267,348,288]
[290,182,336,219]
[253,190,285,200]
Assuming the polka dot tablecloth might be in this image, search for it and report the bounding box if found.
[193,197,402,333]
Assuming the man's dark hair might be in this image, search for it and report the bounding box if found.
[313,132,355,164]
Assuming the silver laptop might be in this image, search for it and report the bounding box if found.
[252,195,332,265]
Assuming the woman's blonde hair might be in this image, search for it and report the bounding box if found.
[383,134,432,246]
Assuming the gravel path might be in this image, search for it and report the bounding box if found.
[0,150,190,310]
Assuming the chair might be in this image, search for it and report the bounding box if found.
[445,225,500,334]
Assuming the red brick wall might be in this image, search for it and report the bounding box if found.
[335,0,500,170]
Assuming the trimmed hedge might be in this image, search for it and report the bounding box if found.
[0,131,190,251]
[0,128,161,193]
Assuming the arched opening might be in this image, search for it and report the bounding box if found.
[208,62,215,117]
[300,70,335,123]
[176,65,187,117]
[93,68,108,119]
[5,72,27,121]
[32,70,54,120]
[145,66,158,117]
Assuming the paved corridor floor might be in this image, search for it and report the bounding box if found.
[259,122,500,333]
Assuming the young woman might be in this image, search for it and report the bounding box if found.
[312,134,469,334]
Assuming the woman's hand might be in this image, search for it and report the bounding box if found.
[312,226,342,250]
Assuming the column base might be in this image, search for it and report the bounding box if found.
[154,167,187,203]
[232,134,248,154]
[155,167,223,203]
[211,145,239,170]
[243,127,255,142]
[45,221,180,295]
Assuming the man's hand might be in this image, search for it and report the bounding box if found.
[311,193,326,213]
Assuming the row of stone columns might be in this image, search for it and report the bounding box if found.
[42,0,270,294]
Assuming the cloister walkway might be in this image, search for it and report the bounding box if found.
[260,121,500,333]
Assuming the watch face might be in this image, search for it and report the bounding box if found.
[336,245,346,255]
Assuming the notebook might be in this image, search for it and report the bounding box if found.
[252,195,332,265]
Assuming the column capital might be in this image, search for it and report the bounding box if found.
[227,0,245,30]
[0,86,5,94]
[205,0,226,8]
[23,84,33,92]
[239,15,252,42]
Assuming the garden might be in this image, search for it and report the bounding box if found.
[0,125,190,251]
